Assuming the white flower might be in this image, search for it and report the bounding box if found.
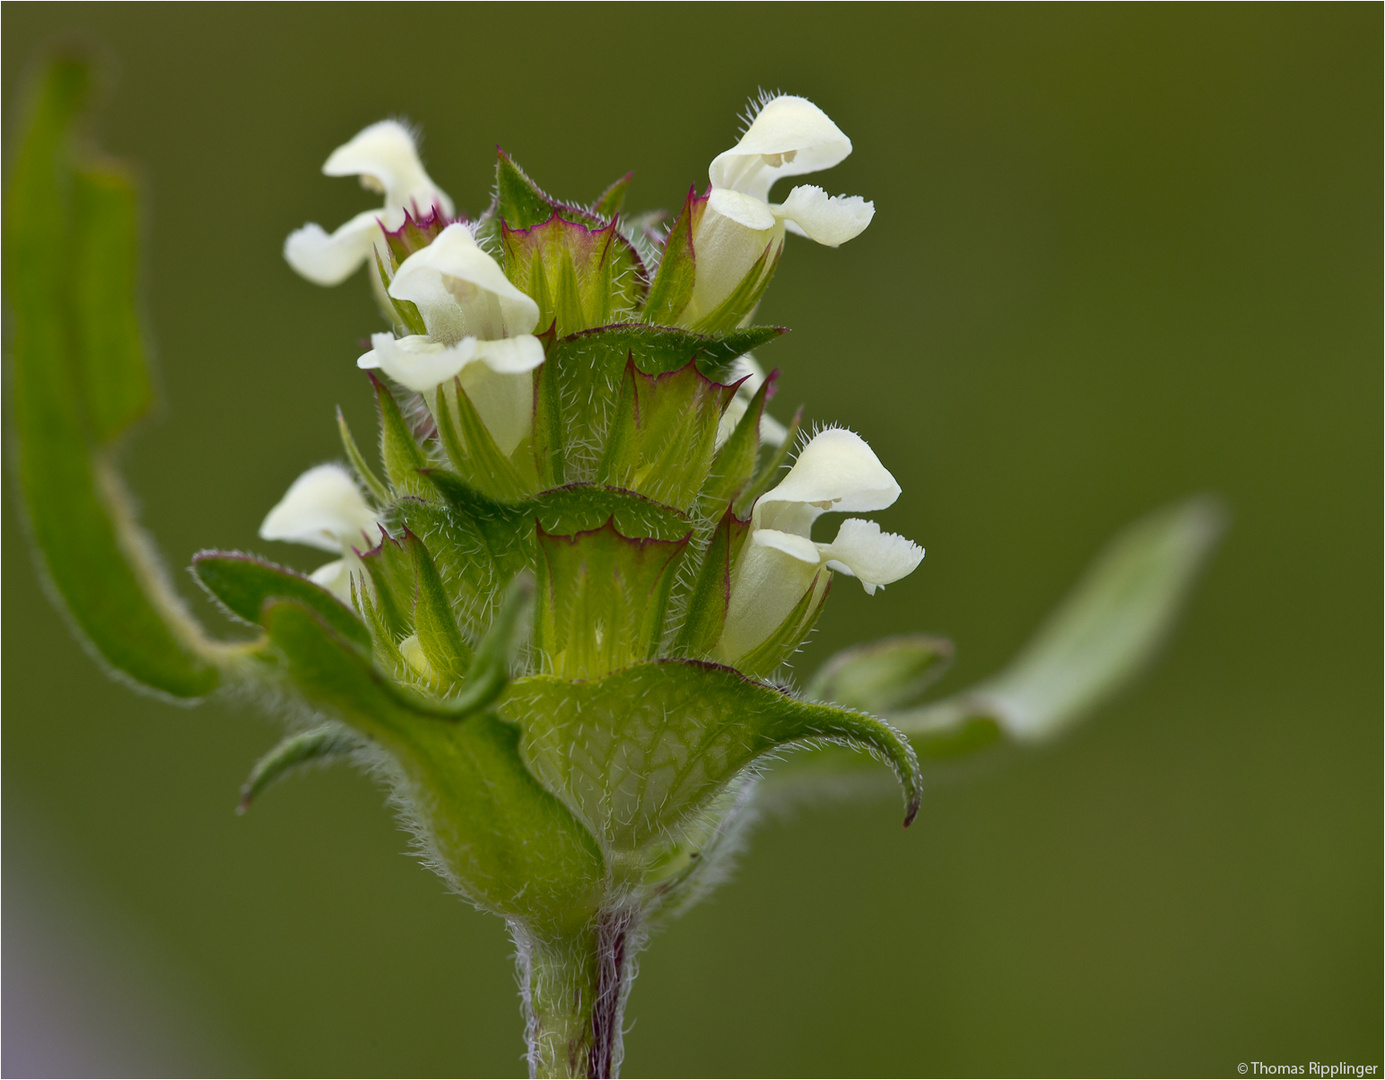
[684,96,875,324]
[284,120,454,287]
[715,428,923,663]
[259,464,381,602]
[357,223,545,455]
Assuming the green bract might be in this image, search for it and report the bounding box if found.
[7,58,1223,1079]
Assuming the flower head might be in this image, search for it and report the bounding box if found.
[716,428,923,663]
[284,120,454,287]
[259,463,381,600]
[684,96,875,324]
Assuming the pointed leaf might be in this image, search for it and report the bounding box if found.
[337,406,390,504]
[370,373,431,497]
[404,528,472,689]
[503,660,922,854]
[673,508,750,657]
[700,370,777,513]
[690,237,782,333]
[496,149,556,230]
[192,551,371,652]
[433,378,532,501]
[734,571,831,679]
[359,529,415,638]
[642,186,703,325]
[593,172,632,219]
[736,405,803,516]
[237,724,361,812]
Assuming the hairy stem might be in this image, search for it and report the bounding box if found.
[513,909,640,1079]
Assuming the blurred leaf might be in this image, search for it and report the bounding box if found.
[593,172,632,219]
[6,55,219,698]
[894,496,1227,742]
[806,635,955,713]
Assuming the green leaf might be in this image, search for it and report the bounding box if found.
[496,149,557,230]
[7,56,218,699]
[501,216,645,337]
[894,496,1226,743]
[597,359,739,512]
[642,186,702,325]
[531,359,565,488]
[337,406,390,504]
[504,660,922,854]
[674,509,751,657]
[370,373,432,497]
[237,724,362,812]
[192,551,372,652]
[535,522,689,679]
[806,635,955,713]
[358,530,415,639]
[72,163,153,442]
[258,597,605,929]
[700,370,775,514]
[404,529,472,689]
[593,172,632,219]
[736,405,803,516]
[432,378,532,501]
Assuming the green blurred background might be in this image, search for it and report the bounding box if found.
[3,4,1379,1076]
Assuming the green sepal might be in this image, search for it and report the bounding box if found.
[237,723,362,813]
[642,186,704,325]
[373,249,428,336]
[734,572,832,679]
[358,529,415,638]
[256,597,605,931]
[674,508,750,657]
[403,528,472,690]
[597,359,741,512]
[7,56,218,699]
[735,405,803,516]
[700,370,777,513]
[370,373,431,497]
[690,237,782,334]
[535,521,690,679]
[191,551,371,652]
[336,406,390,505]
[542,323,782,482]
[503,660,923,856]
[432,378,533,501]
[531,356,565,488]
[806,635,955,714]
[496,149,558,230]
[593,172,633,219]
[501,215,645,337]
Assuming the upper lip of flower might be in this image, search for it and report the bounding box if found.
[283,120,454,287]
[709,95,854,204]
[750,427,923,594]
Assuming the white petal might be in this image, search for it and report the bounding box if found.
[716,531,823,663]
[754,428,901,536]
[309,559,353,601]
[706,187,777,231]
[777,186,875,247]
[454,363,537,457]
[359,333,478,393]
[710,95,853,202]
[389,223,538,342]
[323,119,454,215]
[819,519,924,595]
[359,332,543,398]
[684,195,784,326]
[283,210,383,286]
[260,464,378,554]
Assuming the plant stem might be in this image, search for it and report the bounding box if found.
[513,908,640,1079]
